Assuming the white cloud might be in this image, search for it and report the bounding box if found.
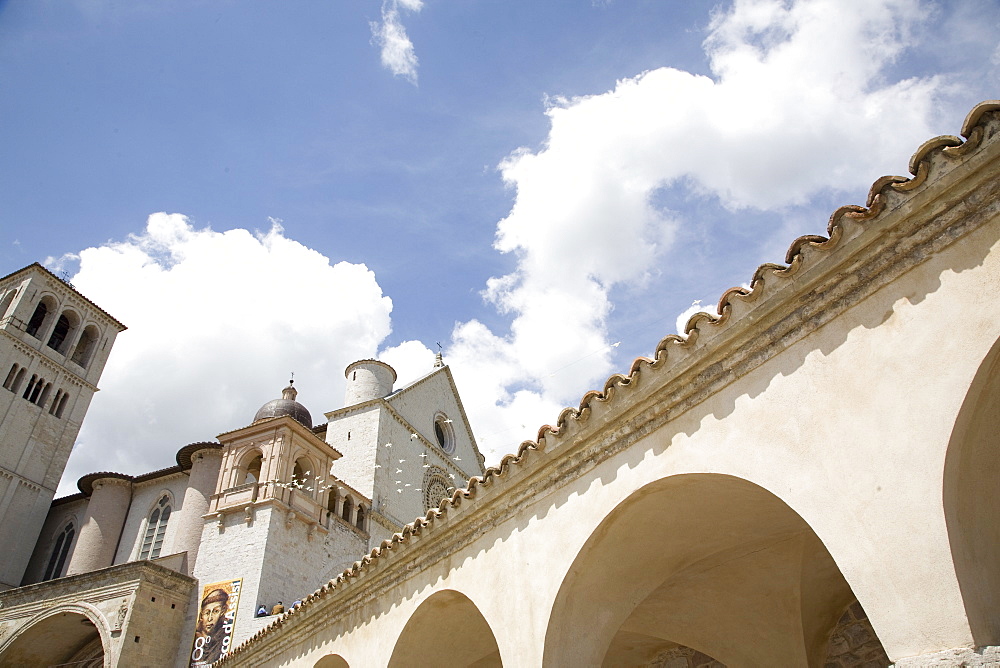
[405,0,963,462]
[371,0,423,84]
[58,213,394,495]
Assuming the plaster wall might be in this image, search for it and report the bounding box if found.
[223,110,1000,667]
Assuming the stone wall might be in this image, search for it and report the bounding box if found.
[824,601,890,668]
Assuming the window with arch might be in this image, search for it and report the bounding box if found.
[291,457,313,491]
[7,366,26,394]
[47,311,78,354]
[355,505,365,530]
[22,374,38,400]
[433,413,456,453]
[25,300,49,338]
[70,325,99,368]
[243,452,263,485]
[327,488,338,514]
[43,522,75,581]
[342,496,353,522]
[139,495,172,560]
[54,391,69,418]
[0,289,15,320]
[3,363,19,391]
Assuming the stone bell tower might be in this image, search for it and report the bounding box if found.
[0,263,125,589]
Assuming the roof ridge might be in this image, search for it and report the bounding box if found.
[219,99,1000,664]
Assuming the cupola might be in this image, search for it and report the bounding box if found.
[253,380,313,428]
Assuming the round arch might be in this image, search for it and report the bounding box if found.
[314,654,350,668]
[0,603,110,668]
[543,473,884,666]
[944,333,1000,645]
[389,590,501,667]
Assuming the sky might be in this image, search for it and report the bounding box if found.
[0,0,997,496]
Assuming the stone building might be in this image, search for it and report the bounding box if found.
[1,100,1000,667]
[0,266,484,666]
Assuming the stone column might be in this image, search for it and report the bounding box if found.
[66,475,132,575]
[174,446,223,574]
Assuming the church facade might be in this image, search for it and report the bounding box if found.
[0,100,999,667]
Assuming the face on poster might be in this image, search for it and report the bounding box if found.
[189,578,242,667]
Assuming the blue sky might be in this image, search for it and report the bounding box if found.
[0,0,997,495]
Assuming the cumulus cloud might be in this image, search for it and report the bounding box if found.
[57,213,393,494]
[371,0,423,84]
[414,0,957,461]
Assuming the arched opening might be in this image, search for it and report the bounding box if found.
[47,310,79,354]
[355,505,365,530]
[0,288,15,319]
[70,324,99,368]
[341,496,353,522]
[24,298,52,338]
[21,374,37,400]
[55,390,69,418]
[3,363,19,390]
[389,590,501,667]
[0,610,105,667]
[544,474,885,667]
[314,655,350,668]
[43,522,75,581]
[10,367,27,394]
[242,451,263,485]
[139,494,172,560]
[327,488,338,514]
[292,457,313,490]
[28,377,45,404]
[944,335,1000,645]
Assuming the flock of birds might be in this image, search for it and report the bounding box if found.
[270,427,463,500]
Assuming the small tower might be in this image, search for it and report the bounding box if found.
[0,263,125,589]
[343,359,396,407]
[193,381,371,649]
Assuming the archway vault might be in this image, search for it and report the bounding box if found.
[0,606,108,668]
[389,589,502,667]
[544,473,884,667]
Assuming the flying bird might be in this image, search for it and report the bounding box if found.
[410,434,418,440]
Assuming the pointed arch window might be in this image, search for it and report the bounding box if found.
[139,495,172,560]
[43,523,75,581]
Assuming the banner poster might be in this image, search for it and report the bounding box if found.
[189,578,243,667]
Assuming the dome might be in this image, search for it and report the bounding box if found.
[253,381,312,429]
